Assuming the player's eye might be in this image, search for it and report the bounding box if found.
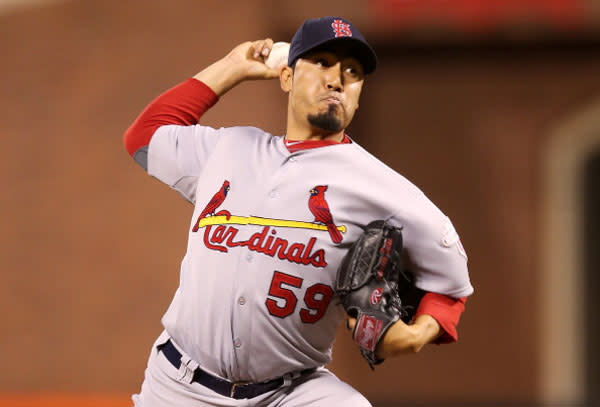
[315,58,330,67]
[344,64,363,80]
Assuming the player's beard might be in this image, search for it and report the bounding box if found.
[307,104,343,133]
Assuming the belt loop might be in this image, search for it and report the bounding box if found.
[230,383,240,398]
[282,373,292,388]
[281,370,300,388]
[178,355,199,384]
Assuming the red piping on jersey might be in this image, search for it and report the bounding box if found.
[123,78,219,156]
[284,134,351,153]
[415,293,467,344]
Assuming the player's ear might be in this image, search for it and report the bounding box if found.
[280,66,293,93]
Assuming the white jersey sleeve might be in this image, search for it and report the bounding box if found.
[349,143,473,299]
[393,197,472,298]
[147,124,222,203]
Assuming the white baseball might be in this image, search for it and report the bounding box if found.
[265,42,290,69]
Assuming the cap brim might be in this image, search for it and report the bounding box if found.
[292,37,377,75]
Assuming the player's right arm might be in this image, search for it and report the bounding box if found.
[193,39,279,96]
[123,39,278,168]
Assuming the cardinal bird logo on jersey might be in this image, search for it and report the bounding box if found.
[192,180,231,232]
[191,181,346,267]
[308,185,343,244]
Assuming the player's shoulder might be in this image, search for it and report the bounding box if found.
[346,140,446,220]
[348,141,423,194]
[218,125,280,145]
[218,125,272,138]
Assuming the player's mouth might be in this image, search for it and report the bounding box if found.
[320,95,342,105]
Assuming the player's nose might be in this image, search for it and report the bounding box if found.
[325,63,343,92]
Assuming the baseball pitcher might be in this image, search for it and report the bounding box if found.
[123,16,474,407]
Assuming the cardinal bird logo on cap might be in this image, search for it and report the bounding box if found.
[192,180,231,232]
[308,185,343,244]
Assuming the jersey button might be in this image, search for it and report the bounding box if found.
[238,296,246,305]
[246,254,253,262]
[289,156,297,162]
[269,190,279,198]
[233,338,242,348]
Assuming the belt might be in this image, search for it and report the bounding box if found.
[158,339,315,399]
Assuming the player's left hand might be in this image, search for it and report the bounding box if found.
[347,314,441,359]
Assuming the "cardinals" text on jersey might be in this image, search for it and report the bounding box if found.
[202,225,328,268]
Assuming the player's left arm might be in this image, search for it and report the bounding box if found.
[383,294,467,358]
[371,200,473,358]
[347,293,467,358]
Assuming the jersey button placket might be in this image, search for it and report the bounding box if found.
[230,248,253,374]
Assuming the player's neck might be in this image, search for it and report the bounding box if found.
[285,121,345,142]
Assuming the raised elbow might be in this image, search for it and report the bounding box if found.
[123,124,140,156]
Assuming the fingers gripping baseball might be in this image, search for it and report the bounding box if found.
[249,39,273,60]
[227,39,280,80]
[194,38,283,96]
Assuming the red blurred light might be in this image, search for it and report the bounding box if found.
[371,0,587,32]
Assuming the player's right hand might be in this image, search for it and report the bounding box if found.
[193,39,280,97]
[224,39,281,81]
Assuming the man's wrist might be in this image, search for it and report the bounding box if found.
[375,322,418,359]
[193,58,244,97]
[376,315,441,359]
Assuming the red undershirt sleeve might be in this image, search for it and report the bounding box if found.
[415,293,468,344]
[123,78,219,156]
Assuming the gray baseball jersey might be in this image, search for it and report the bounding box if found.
[146,123,473,383]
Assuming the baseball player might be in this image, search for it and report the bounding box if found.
[124,16,473,407]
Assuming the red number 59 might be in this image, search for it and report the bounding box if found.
[265,271,334,324]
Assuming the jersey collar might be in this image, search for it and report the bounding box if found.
[283,134,352,153]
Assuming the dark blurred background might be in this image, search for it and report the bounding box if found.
[2,0,600,406]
